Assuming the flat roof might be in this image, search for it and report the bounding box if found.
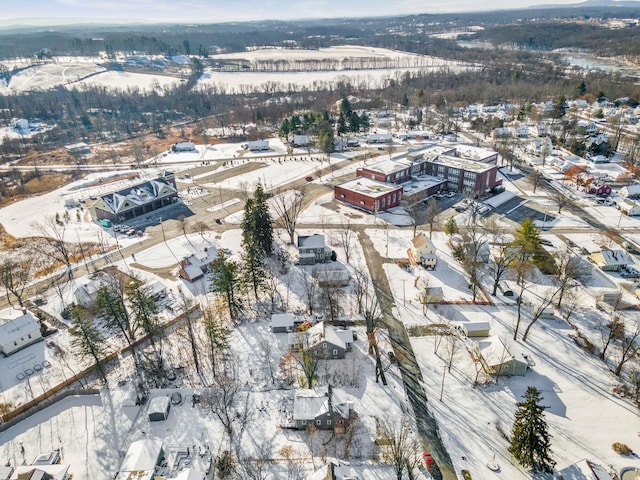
[336,177,402,198]
[364,158,411,175]
[430,154,497,173]
[455,145,498,161]
[402,176,446,195]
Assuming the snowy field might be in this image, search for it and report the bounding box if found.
[73,70,185,93]
[0,62,105,93]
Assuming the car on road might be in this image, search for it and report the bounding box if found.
[215,218,222,224]
[540,239,554,247]
[305,176,313,181]
[445,191,456,198]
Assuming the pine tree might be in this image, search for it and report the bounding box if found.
[242,183,273,257]
[125,277,159,347]
[241,239,268,301]
[509,386,556,473]
[210,254,244,321]
[69,305,108,381]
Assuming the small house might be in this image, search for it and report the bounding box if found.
[288,322,354,359]
[74,272,117,308]
[473,337,529,377]
[148,396,171,421]
[178,248,217,282]
[297,234,332,265]
[0,310,43,357]
[620,184,640,199]
[271,313,295,333]
[558,459,614,480]
[586,183,612,196]
[313,265,350,287]
[410,233,437,268]
[589,250,634,272]
[32,451,61,465]
[618,198,640,216]
[172,142,196,152]
[461,321,490,337]
[292,385,353,431]
[292,135,312,147]
[9,464,70,480]
[115,439,164,480]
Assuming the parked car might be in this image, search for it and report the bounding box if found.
[305,176,313,181]
[540,239,553,247]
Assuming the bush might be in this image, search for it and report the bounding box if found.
[612,442,633,455]
[331,250,337,261]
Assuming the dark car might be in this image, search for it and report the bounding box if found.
[305,176,313,181]
[215,218,222,224]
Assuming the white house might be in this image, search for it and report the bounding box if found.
[115,439,164,480]
[271,313,296,333]
[9,464,70,480]
[0,310,43,357]
[243,140,269,151]
[620,184,640,199]
[619,198,640,216]
[74,272,117,308]
[172,142,196,152]
[460,321,490,337]
[410,232,437,268]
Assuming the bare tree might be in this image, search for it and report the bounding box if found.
[0,257,30,307]
[552,189,570,214]
[271,188,305,245]
[600,312,625,361]
[423,198,440,239]
[35,217,75,279]
[301,270,318,316]
[528,170,542,193]
[239,438,273,480]
[377,409,422,480]
[461,203,487,302]
[614,319,640,376]
[336,219,356,264]
[190,220,210,238]
[521,289,562,342]
[552,249,588,309]
[358,275,387,385]
[202,302,229,379]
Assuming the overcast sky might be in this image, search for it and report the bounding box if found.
[0,0,625,25]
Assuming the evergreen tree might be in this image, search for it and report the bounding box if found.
[443,217,459,241]
[125,277,159,347]
[210,254,244,321]
[340,96,352,116]
[241,238,268,301]
[337,112,347,135]
[509,387,556,473]
[69,305,108,381]
[242,182,273,256]
[278,118,291,139]
[97,281,134,345]
[349,111,360,133]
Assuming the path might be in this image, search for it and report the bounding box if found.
[357,228,457,480]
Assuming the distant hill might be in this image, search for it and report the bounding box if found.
[532,0,640,8]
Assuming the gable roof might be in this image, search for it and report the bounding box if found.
[97,178,177,214]
[293,387,330,421]
[119,439,163,472]
[411,232,434,250]
[298,234,326,249]
[0,311,40,345]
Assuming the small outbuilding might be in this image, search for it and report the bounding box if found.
[460,321,490,337]
[148,396,171,421]
[271,313,295,333]
[473,337,529,377]
[0,310,43,357]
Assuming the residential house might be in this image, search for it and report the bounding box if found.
[366,133,393,144]
[9,465,70,480]
[292,135,312,147]
[619,199,640,216]
[292,385,353,431]
[297,234,332,265]
[115,439,164,480]
[620,184,640,199]
[178,248,217,282]
[585,182,612,196]
[558,459,615,480]
[409,232,437,268]
[64,142,91,155]
[242,140,269,151]
[313,264,350,287]
[589,249,634,271]
[288,322,354,359]
[472,337,529,376]
[74,272,117,308]
[0,310,43,357]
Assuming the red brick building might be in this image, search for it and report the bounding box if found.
[334,177,403,213]
[423,155,500,195]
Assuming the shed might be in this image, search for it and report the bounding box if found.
[116,438,163,480]
[271,313,295,333]
[461,321,490,337]
[474,337,529,376]
[148,396,171,421]
[0,310,43,357]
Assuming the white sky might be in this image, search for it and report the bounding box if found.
[0,0,628,25]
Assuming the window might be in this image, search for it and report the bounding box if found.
[14,341,17,346]
[301,420,307,425]
[381,197,386,208]
[333,349,338,356]
[316,419,322,425]
[340,194,344,198]
[371,174,375,180]
[327,420,332,425]
[28,334,31,339]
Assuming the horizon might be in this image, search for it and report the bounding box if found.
[1,0,638,27]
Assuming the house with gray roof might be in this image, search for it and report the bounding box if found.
[297,234,332,265]
[292,385,353,431]
[288,322,353,359]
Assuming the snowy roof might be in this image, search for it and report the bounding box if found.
[75,273,116,299]
[271,313,295,328]
[293,387,330,420]
[454,145,497,161]
[10,464,70,480]
[170,469,204,480]
[149,396,170,416]
[592,250,633,267]
[335,177,403,198]
[463,321,490,332]
[298,234,326,249]
[0,311,40,345]
[411,232,435,250]
[431,154,496,173]
[558,459,614,479]
[364,158,411,175]
[181,263,204,280]
[475,337,528,368]
[98,178,177,214]
[119,438,163,472]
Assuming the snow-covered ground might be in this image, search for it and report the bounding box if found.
[73,70,185,93]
